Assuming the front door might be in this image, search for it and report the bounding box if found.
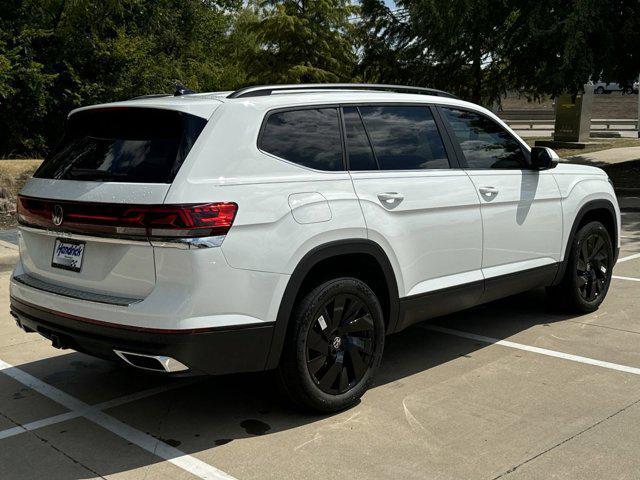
[439,106,563,301]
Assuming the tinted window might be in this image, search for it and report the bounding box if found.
[260,108,343,171]
[343,107,377,170]
[35,108,207,183]
[359,106,449,170]
[441,108,527,169]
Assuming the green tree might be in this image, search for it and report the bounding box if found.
[505,0,640,97]
[359,0,640,104]
[360,0,518,104]
[0,0,248,157]
[246,0,359,84]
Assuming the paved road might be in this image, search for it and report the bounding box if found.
[0,214,640,479]
[0,229,18,246]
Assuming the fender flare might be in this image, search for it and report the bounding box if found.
[552,199,619,285]
[264,239,400,369]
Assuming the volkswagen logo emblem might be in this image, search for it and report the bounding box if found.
[52,205,64,226]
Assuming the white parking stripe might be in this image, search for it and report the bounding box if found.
[0,411,77,441]
[422,325,640,376]
[617,252,640,263]
[613,275,640,282]
[0,359,236,480]
[0,381,193,441]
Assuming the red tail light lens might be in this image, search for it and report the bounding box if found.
[17,196,237,239]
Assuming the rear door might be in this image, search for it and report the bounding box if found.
[346,104,483,311]
[439,106,563,301]
[16,107,209,300]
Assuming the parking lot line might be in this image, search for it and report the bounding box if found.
[422,325,640,376]
[617,252,640,263]
[0,381,194,441]
[0,359,236,480]
[613,275,640,282]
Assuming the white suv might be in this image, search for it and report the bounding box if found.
[10,84,620,412]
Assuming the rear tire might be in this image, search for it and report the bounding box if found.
[277,277,385,413]
[548,221,613,313]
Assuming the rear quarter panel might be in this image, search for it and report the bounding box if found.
[164,102,374,277]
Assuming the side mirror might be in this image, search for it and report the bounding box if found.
[530,146,559,170]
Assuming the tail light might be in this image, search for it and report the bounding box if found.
[17,196,237,239]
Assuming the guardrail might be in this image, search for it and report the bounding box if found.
[506,119,639,130]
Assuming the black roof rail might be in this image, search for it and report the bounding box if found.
[227,83,458,99]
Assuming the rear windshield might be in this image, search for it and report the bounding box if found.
[34,108,207,183]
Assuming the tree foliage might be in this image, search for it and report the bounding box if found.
[359,0,640,105]
[0,0,638,157]
[0,0,248,157]
[246,0,359,83]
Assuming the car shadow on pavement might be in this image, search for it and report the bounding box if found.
[0,288,585,478]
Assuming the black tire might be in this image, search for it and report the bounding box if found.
[595,86,605,94]
[548,221,613,313]
[276,277,385,413]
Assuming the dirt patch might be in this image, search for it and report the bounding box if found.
[0,159,42,229]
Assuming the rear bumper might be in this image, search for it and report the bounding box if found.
[10,297,275,376]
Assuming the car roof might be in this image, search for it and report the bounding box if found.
[69,89,487,120]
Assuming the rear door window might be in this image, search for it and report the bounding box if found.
[35,108,208,183]
[358,106,450,170]
[259,108,343,171]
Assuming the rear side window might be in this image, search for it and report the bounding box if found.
[343,107,377,171]
[441,107,527,169]
[259,108,343,171]
[35,108,207,183]
[359,106,449,170]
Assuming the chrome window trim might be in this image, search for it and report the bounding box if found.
[19,225,224,249]
[19,225,150,246]
[150,235,225,249]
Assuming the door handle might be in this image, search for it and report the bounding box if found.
[479,186,499,197]
[377,192,404,209]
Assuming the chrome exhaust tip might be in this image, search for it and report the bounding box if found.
[114,350,189,373]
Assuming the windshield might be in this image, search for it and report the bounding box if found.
[34,107,207,183]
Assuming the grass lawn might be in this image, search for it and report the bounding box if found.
[524,137,640,158]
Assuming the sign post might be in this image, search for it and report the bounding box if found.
[553,85,593,143]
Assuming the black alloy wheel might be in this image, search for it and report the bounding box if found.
[547,221,614,313]
[277,277,385,412]
[576,231,610,302]
[305,293,376,395]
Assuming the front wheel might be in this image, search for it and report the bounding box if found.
[548,221,613,313]
[277,277,385,413]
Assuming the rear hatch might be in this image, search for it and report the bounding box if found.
[16,106,209,301]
